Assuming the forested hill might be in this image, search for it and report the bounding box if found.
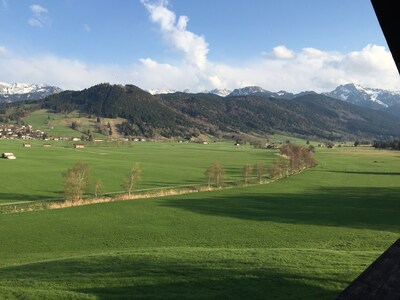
[41,84,197,138]
[160,92,400,140]
[40,83,400,140]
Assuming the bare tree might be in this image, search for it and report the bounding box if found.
[94,179,102,198]
[62,162,91,201]
[204,166,213,188]
[205,161,225,187]
[242,164,253,185]
[122,163,142,196]
[254,162,264,184]
[268,160,282,180]
[213,161,224,187]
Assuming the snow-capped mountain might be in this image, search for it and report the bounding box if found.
[208,88,232,97]
[324,83,400,109]
[147,88,178,95]
[227,86,315,99]
[228,86,268,96]
[0,82,62,103]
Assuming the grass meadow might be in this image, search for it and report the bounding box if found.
[0,141,399,299]
[0,139,273,205]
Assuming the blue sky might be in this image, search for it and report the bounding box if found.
[1,0,399,92]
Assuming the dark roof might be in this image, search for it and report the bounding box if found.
[371,0,400,75]
[336,238,400,300]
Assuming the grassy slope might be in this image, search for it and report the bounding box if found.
[0,140,273,204]
[0,147,399,299]
[23,110,122,138]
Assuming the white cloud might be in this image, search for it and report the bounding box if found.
[28,18,43,28]
[141,0,209,71]
[0,43,398,93]
[273,45,295,59]
[28,4,50,28]
[30,4,47,14]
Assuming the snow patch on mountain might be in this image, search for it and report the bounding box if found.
[147,88,177,95]
[208,88,232,97]
[228,86,268,96]
[324,83,400,108]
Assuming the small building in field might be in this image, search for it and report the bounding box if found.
[74,144,85,149]
[23,143,31,148]
[2,153,16,159]
[43,144,52,148]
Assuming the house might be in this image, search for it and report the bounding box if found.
[2,153,16,159]
[74,144,85,149]
[43,144,52,148]
[72,137,80,142]
[23,143,31,148]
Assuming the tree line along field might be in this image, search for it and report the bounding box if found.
[0,141,399,299]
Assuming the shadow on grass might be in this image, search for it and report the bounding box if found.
[162,186,400,232]
[0,254,343,299]
[0,192,55,203]
[325,170,400,176]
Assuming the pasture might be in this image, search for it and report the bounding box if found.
[0,142,399,299]
[0,139,273,204]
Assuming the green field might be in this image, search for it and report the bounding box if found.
[0,140,273,204]
[0,142,399,299]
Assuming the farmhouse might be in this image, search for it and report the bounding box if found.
[43,144,52,148]
[74,144,85,149]
[23,143,31,148]
[2,152,16,159]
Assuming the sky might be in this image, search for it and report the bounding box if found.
[1,0,400,93]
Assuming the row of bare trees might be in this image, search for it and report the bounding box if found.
[62,162,142,201]
[268,144,316,180]
[205,144,315,187]
[204,161,265,187]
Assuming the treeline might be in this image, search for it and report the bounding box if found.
[268,144,316,180]
[373,139,400,150]
[204,144,316,188]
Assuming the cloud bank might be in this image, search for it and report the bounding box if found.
[0,1,399,93]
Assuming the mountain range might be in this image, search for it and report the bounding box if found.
[2,81,400,141]
[24,83,400,141]
[0,82,62,103]
[2,81,400,118]
[149,83,400,117]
